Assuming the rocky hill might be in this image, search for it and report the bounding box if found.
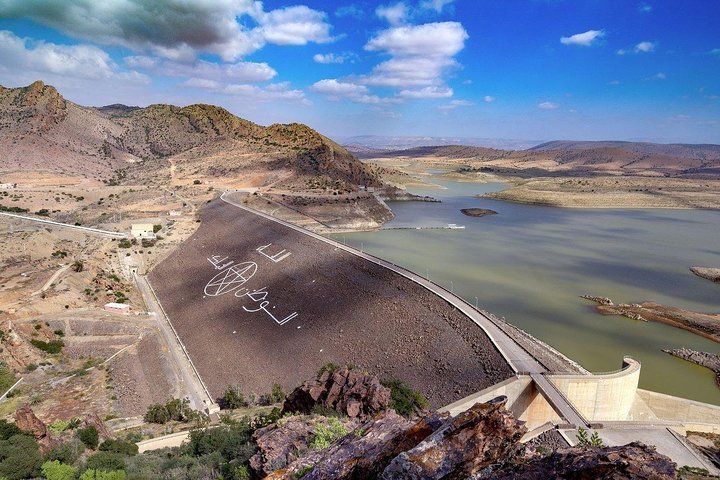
[370,142,720,178]
[0,81,381,190]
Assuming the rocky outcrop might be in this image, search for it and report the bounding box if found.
[265,410,448,480]
[250,415,360,477]
[381,396,526,479]
[581,295,614,306]
[282,367,391,420]
[14,403,55,453]
[83,412,113,441]
[690,267,720,283]
[487,441,677,479]
[461,208,498,217]
[664,348,720,387]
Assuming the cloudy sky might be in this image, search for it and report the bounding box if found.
[0,0,718,143]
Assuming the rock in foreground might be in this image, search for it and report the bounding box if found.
[487,441,677,479]
[381,396,525,479]
[282,366,391,420]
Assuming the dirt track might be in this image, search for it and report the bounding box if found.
[149,199,513,408]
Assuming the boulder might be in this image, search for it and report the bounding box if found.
[267,410,448,480]
[14,403,55,453]
[250,415,360,477]
[283,367,391,420]
[381,396,526,479]
[487,441,677,479]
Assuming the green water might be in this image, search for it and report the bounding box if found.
[333,177,720,405]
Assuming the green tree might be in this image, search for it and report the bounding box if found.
[143,404,169,424]
[78,469,126,480]
[0,421,21,441]
[98,439,138,456]
[0,434,43,479]
[268,383,285,404]
[85,451,125,472]
[221,385,246,410]
[44,439,85,465]
[41,460,77,480]
[76,426,99,449]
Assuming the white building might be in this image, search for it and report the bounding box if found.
[0,183,16,190]
[104,302,130,314]
[130,223,156,239]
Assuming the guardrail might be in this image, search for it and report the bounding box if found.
[0,211,127,238]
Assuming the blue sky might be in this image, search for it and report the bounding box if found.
[0,0,718,143]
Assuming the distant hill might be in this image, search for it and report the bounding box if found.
[341,135,541,152]
[361,141,720,178]
[0,81,381,189]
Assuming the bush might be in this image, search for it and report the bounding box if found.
[0,421,21,441]
[30,339,64,354]
[317,362,339,378]
[0,433,43,479]
[118,240,132,249]
[220,385,246,410]
[381,379,429,417]
[44,439,85,465]
[71,260,84,272]
[310,418,347,450]
[99,439,138,456]
[193,180,201,185]
[152,224,162,233]
[143,398,201,424]
[267,383,285,404]
[0,364,16,394]
[85,451,126,472]
[49,420,70,433]
[79,468,126,480]
[76,426,99,449]
[41,460,77,480]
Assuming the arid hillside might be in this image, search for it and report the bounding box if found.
[367,142,720,178]
[0,81,381,191]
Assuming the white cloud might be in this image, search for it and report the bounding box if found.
[0,0,335,61]
[712,48,720,56]
[335,5,364,19]
[398,86,453,98]
[365,56,458,87]
[609,80,621,85]
[366,22,467,57]
[183,78,221,89]
[483,95,495,103]
[638,3,653,13]
[652,72,666,80]
[438,99,473,110]
[223,83,307,103]
[0,30,147,82]
[538,101,559,110]
[311,79,398,104]
[254,6,334,46]
[634,41,655,53]
[376,3,409,26]
[560,30,605,47]
[420,0,455,13]
[313,52,357,64]
[125,57,277,83]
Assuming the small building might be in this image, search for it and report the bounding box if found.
[130,223,156,239]
[168,210,182,216]
[104,302,130,314]
[0,183,16,190]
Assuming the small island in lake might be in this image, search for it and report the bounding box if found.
[461,208,498,217]
[690,266,720,283]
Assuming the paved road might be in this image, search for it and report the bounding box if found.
[134,273,215,412]
[220,191,589,428]
[0,211,127,238]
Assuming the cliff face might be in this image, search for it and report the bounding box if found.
[0,81,382,189]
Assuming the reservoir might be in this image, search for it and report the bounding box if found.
[334,176,720,405]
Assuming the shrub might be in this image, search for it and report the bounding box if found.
[49,420,70,433]
[267,383,285,404]
[0,433,43,479]
[71,260,84,272]
[576,427,604,447]
[381,379,428,417]
[85,451,126,471]
[99,439,138,456]
[152,224,162,233]
[0,364,16,393]
[310,418,347,450]
[44,439,85,465]
[220,385,246,410]
[30,339,64,354]
[0,421,21,441]
[317,362,339,378]
[76,426,99,449]
[79,468,126,480]
[41,460,77,480]
[193,180,201,185]
[118,240,132,249]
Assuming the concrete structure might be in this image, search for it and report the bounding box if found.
[104,302,130,314]
[0,183,16,189]
[549,357,640,422]
[131,223,156,239]
[0,211,127,238]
